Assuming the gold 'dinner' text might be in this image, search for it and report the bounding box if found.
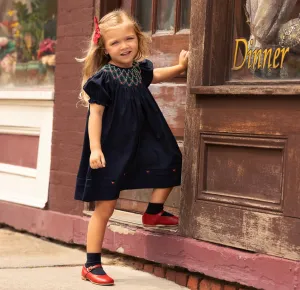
[232,38,290,70]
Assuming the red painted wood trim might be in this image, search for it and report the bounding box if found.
[152,0,157,34]
[175,0,181,33]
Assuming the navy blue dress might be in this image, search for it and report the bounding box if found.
[74,59,182,201]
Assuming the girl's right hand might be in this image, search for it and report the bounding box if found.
[90,149,106,169]
[178,50,189,70]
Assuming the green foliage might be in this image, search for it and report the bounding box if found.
[13,0,49,62]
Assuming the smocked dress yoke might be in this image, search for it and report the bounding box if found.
[74,59,182,201]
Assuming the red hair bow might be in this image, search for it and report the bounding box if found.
[93,16,101,44]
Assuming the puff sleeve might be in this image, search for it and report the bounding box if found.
[139,59,154,87]
[83,70,111,107]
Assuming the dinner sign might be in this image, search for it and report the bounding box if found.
[232,38,290,71]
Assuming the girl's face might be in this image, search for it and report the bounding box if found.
[104,22,139,68]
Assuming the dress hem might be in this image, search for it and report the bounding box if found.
[74,165,182,202]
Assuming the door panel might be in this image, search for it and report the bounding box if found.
[189,201,300,260]
[180,95,300,260]
[198,134,286,212]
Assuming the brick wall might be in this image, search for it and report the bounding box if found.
[122,256,259,290]
[49,0,95,215]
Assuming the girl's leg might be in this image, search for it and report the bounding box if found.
[86,199,117,253]
[148,187,174,215]
[85,199,117,276]
[143,187,178,227]
[150,187,173,203]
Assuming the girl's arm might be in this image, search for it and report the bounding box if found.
[89,104,104,151]
[88,103,106,168]
[152,50,189,84]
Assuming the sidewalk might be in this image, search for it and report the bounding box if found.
[0,226,188,290]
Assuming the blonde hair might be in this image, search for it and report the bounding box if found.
[76,9,151,107]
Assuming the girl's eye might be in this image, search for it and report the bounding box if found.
[111,41,118,45]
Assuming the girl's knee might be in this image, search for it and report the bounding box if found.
[94,199,117,219]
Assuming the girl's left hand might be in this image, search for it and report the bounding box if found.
[178,50,189,70]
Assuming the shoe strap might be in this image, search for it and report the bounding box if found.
[87,264,102,273]
[154,210,164,222]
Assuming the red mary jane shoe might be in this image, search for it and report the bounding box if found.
[142,211,179,228]
[81,265,114,286]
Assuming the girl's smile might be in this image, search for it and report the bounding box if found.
[121,51,131,56]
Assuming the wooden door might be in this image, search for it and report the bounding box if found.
[180,0,300,261]
[116,0,191,214]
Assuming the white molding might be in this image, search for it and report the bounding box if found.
[0,89,54,100]
[0,195,47,208]
[0,125,40,136]
[0,98,54,209]
[0,163,37,178]
[0,99,54,107]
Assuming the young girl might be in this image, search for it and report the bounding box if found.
[75,9,189,286]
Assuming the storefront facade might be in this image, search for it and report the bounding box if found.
[0,1,299,289]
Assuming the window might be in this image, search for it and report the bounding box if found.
[231,0,300,81]
[0,0,57,88]
[134,0,152,32]
[180,0,191,30]
[190,0,300,88]
[133,0,191,33]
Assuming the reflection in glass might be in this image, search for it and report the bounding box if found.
[135,0,152,32]
[232,0,300,81]
[0,0,57,87]
[156,0,175,31]
[180,0,191,29]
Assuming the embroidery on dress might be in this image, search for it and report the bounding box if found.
[101,61,142,87]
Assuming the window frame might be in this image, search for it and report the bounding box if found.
[131,0,190,34]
